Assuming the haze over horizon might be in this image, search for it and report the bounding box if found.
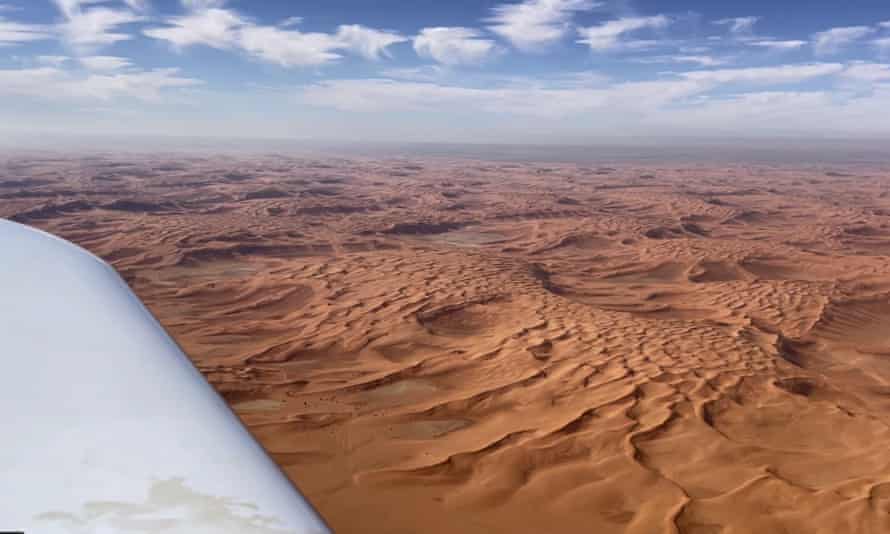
[1,0,890,143]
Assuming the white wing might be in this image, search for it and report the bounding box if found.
[0,219,331,534]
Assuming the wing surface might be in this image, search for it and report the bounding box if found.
[0,219,331,534]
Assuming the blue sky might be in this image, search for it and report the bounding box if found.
[1,0,889,143]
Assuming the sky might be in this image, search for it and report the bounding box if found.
[1,0,890,144]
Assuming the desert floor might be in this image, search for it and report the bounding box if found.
[4,152,890,533]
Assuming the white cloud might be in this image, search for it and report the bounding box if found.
[0,17,53,45]
[303,79,483,113]
[53,0,142,49]
[181,0,225,8]
[748,40,807,50]
[0,67,64,98]
[650,89,890,137]
[301,77,705,118]
[714,16,759,37]
[37,55,70,66]
[841,62,890,81]
[649,90,833,132]
[0,66,200,101]
[71,68,200,100]
[875,37,890,53]
[301,62,848,120]
[414,27,496,65]
[279,16,302,28]
[553,70,610,87]
[145,2,404,67]
[681,63,843,84]
[879,21,890,29]
[670,55,727,67]
[632,55,728,67]
[295,65,890,140]
[334,24,407,60]
[64,8,140,46]
[238,25,341,67]
[577,15,670,52]
[142,6,240,48]
[80,55,133,71]
[488,0,601,51]
[812,26,873,55]
[381,65,448,82]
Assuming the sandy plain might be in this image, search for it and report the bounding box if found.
[3,152,890,533]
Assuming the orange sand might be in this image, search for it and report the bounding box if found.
[4,153,890,533]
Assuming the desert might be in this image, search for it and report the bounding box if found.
[3,151,890,533]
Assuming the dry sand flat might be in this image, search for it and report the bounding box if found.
[4,153,890,533]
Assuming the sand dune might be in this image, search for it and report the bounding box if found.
[4,153,890,533]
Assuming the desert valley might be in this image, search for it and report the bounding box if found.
[4,151,890,533]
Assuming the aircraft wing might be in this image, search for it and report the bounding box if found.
[0,219,331,533]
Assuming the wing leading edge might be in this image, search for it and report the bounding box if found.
[0,219,331,534]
